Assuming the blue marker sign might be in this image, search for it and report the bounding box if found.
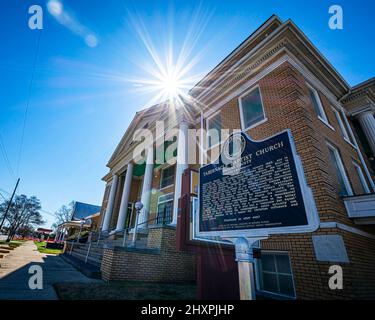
[195,130,319,239]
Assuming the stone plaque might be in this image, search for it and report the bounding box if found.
[312,235,349,263]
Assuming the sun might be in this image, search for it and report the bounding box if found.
[158,68,184,100]
[163,74,178,96]
[125,7,214,108]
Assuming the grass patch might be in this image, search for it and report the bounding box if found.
[54,281,196,300]
[34,241,63,255]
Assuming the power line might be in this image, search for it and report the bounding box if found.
[0,188,11,197]
[0,187,55,218]
[0,133,16,181]
[16,29,43,176]
[40,209,56,217]
[0,191,7,201]
[0,178,20,230]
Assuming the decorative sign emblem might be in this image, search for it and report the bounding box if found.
[195,130,319,239]
[223,133,246,162]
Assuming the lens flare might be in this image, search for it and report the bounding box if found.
[126,6,215,108]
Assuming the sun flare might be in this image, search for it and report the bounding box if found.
[126,6,215,108]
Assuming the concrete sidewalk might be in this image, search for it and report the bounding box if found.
[0,241,100,300]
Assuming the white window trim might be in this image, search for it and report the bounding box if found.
[159,165,175,189]
[352,161,370,194]
[206,110,223,150]
[332,107,349,139]
[332,107,357,149]
[157,192,174,206]
[307,83,334,130]
[238,85,268,132]
[327,142,353,196]
[254,250,296,299]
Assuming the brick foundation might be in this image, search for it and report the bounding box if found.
[101,226,196,282]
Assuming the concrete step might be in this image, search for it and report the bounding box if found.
[0,249,10,254]
[60,254,101,279]
[0,246,14,250]
[70,251,102,267]
[72,250,103,260]
[71,248,102,260]
[72,246,104,255]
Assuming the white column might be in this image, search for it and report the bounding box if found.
[58,228,63,242]
[115,163,134,232]
[358,111,375,156]
[55,228,60,242]
[138,145,154,228]
[101,174,119,233]
[61,228,66,242]
[171,120,189,226]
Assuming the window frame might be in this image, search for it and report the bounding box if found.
[238,85,267,132]
[156,192,174,224]
[307,83,333,130]
[352,161,370,194]
[255,251,296,299]
[157,192,174,206]
[326,142,353,196]
[159,165,175,190]
[332,107,356,148]
[206,110,223,149]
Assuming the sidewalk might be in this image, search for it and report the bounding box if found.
[0,241,100,300]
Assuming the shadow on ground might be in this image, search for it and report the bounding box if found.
[54,281,197,300]
[0,253,98,300]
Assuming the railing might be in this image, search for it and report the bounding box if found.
[67,215,166,263]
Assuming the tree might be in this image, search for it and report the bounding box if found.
[52,201,74,230]
[0,195,44,241]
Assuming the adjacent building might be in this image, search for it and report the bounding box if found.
[55,201,101,243]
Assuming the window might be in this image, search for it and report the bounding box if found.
[256,252,295,298]
[352,161,370,194]
[327,143,353,196]
[239,86,266,130]
[307,84,329,124]
[333,108,354,144]
[207,111,222,148]
[156,193,174,224]
[160,166,175,189]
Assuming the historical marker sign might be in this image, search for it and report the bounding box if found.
[195,130,319,239]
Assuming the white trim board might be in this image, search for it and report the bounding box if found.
[320,221,375,240]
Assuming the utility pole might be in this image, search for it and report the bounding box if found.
[0,178,20,231]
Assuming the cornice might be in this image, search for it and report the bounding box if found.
[192,19,349,105]
[348,104,375,118]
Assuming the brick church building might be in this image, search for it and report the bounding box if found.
[65,15,375,299]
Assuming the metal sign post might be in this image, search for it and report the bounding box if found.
[195,130,320,300]
[226,237,266,300]
[131,201,143,247]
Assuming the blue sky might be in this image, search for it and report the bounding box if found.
[1,0,374,228]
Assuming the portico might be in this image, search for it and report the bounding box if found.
[99,115,192,235]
